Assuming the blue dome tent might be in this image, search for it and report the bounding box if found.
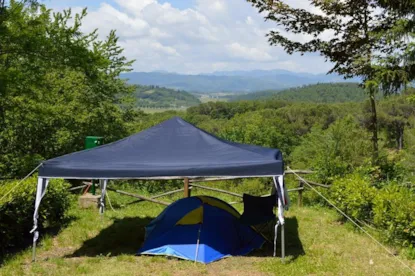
[31,117,289,262]
[138,196,265,264]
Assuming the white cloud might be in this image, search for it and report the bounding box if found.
[114,0,155,14]
[246,16,254,25]
[60,0,330,74]
[226,43,273,62]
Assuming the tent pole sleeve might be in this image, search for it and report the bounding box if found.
[99,179,108,214]
[30,177,49,262]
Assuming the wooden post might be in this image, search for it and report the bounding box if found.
[298,180,304,207]
[184,177,190,198]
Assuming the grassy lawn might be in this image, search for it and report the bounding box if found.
[1,183,414,276]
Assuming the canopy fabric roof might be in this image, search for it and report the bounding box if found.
[39,117,284,179]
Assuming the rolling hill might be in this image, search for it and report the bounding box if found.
[134,85,201,108]
[230,83,366,103]
[121,70,358,93]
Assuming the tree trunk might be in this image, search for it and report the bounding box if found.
[397,125,404,151]
[369,93,379,164]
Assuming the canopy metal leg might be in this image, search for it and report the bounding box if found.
[31,177,49,262]
[281,223,285,262]
[273,221,279,257]
[32,238,37,262]
[99,179,108,214]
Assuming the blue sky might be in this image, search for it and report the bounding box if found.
[44,0,330,74]
[158,0,197,9]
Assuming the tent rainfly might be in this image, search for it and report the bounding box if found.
[31,117,288,260]
[138,196,265,263]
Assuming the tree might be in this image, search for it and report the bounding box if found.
[0,1,135,177]
[247,0,415,163]
[378,96,415,150]
[291,116,372,183]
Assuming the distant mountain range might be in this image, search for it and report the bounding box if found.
[121,70,359,93]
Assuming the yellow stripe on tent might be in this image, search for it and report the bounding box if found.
[176,206,203,225]
[197,196,240,219]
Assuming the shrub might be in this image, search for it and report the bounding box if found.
[0,176,71,255]
[112,179,183,194]
[291,116,372,183]
[373,184,415,247]
[329,173,376,221]
[231,178,272,196]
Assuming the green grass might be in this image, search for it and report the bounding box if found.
[1,182,414,276]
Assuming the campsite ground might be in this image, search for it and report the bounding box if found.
[1,183,414,276]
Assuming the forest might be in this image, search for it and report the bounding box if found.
[1,0,415,273]
[231,83,368,102]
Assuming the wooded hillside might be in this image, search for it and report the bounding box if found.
[134,85,200,108]
[231,83,367,102]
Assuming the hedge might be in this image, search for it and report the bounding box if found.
[373,184,415,247]
[329,174,376,221]
[328,173,415,256]
[0,176,71,256]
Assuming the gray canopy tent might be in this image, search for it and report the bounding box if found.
[32,117,289,260]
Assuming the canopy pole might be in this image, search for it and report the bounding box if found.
[273,175,286,261]
[99,179,108,214]
[279,174,287,262]
[184,177,190,198]
[281,224,285,262]
[31,177,49,262]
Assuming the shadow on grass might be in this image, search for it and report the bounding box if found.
[67,215,304,261]
[250,216,305,261]
[0,215,77,266]
[68,216,154,258]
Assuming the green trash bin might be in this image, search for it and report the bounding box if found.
[85,136,103,149]
[85,136,103,195]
